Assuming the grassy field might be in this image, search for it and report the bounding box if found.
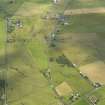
[67,0,105,9]
[56,33,105,66]
[0,18,5,65]
[0,0,61,105]
[0,0,105,105]
[59,14,105,32]
[86,86,105,105]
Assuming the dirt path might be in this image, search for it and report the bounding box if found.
[64,7,105,15]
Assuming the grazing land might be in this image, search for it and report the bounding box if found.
[0,0,105,105]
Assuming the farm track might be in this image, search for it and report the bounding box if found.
[64,7,105,15]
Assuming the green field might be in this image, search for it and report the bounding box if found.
[59,14,105,32]
[0,0,105,105]
[0,18,5,66]
[67,0,105,9]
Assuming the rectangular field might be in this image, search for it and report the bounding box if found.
[79,61,105,84]
[67,0,105,9]
[59,14,105,32]
[58,33,105,66]
[0,18,5,65]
